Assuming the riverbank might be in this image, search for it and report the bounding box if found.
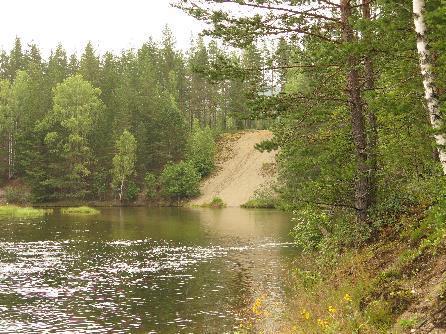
[238,201,446,334]
[0,130,277,210]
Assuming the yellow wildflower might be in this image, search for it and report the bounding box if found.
[328,305,337,314]
[300,309,311,320]
[343,293,352,303]
[252,297,263,315]
[317,318,329,329]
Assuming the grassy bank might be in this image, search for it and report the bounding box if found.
[237,200,446,333]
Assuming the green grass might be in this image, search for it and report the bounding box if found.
[0,205,53,218]
[199,197,227,208]
[241,198,277,209]
[60,206,100,215]
[241,184,278,209]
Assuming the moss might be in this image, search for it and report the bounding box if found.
[0,205,53,218]
[60,206,100,215]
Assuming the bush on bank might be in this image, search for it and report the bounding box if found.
[160,161,201,201]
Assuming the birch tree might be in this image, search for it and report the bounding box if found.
[413,0,446,174]
[112,130,137,202]
[41,75,103,199]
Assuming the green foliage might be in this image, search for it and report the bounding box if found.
[112,130,137,201]
[160,161,201,200]
[144,172,158,199]
[241,184,278,209]
[291,208,331,253]
[291,207,371,256]
[4,186,33,205]
[125,181,140,202]
[60,206,100,215]
[200,197,226,208]
[186,124,216,177]
[39,74,104,200]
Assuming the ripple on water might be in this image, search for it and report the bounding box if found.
[0,237,295,333]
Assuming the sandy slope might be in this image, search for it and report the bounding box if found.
[190,130,276,207]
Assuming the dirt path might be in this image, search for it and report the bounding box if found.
[190,130,276,207]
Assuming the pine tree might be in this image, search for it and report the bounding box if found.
[79,42,101,87]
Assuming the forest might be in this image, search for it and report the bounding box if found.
[0,28,275,202]
[1,0,446,331]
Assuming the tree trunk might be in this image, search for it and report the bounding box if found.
[362,0,378,208]
[413,0,446,174]
[119,179,124,202]
[341,0,370,223]
[8,131,14,180]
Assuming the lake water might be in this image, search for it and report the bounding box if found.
[0,207,296,333]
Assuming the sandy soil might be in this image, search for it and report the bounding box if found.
[190,130,277,208]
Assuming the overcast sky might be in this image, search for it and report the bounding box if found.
[0,0,204,57]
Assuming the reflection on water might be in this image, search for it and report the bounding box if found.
[0,207,295,333]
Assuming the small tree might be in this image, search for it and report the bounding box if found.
[186,123,216,177]
[40,74,103,199]
[160,161,200,202]
[112,130,137,202]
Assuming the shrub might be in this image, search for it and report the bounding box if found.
[160,161,201,200]
[4,186,33,205]
[186,124,216,177]
[201,197,226,208]
[241,184,278,209]
[125,181,140,202]
[291,208,330,253]
[291,207,371,255]
[144,172,158,199]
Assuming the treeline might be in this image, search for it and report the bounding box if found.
[0,28,276,202]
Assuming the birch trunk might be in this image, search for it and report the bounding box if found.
[341,0,370,223]
[413,0,446,174]
[8,131,14,180]
[119,179,124,202]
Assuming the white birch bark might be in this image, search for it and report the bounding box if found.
[413,0,446,174]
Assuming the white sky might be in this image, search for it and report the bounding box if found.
[0,0,205,57]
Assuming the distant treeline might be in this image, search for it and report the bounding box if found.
[0,28,281,202]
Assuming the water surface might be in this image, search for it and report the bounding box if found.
[0,207,295,333]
